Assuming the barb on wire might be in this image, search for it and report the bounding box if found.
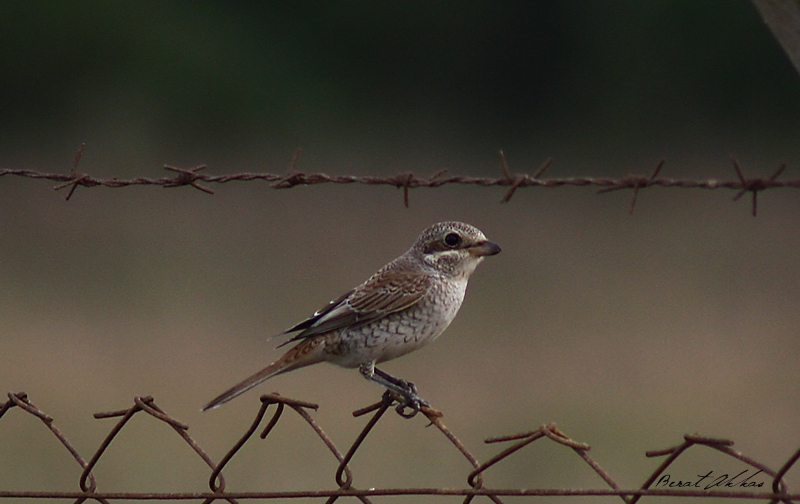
[1,147,798,211]
[163,165,215,194]
[269,148,305,190]
[498,151,553,203]
[596,159,665,214]
[52,143,91,201]
[731,158,788,216]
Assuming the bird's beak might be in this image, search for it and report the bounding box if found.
[469,240,502,257]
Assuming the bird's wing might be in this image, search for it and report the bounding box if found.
[277,268,431,347]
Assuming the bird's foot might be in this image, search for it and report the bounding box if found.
[369,366,430,418]
[382,388,430,418]
[394,378,419,396]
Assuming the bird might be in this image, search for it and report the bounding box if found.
[203,221,501,414]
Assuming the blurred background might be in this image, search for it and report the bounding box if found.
[1,1,800,500]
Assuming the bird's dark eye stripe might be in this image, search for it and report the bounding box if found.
[422,233,464,254]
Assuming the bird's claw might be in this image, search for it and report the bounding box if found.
[398,379,419,396]
[382,387,429,418]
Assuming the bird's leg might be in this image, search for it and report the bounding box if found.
[359,363,429,418]
[373,367,420,396]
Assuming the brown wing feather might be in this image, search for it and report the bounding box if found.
[277,267,430,347]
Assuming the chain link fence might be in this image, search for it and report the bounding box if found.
[1,391,798,502]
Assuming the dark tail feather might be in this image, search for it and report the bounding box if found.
[203,363,284,411]
[202,338,325,411]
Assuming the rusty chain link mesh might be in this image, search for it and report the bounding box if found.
[1,391,798,502]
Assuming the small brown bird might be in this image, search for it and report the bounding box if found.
[203,221,501,413]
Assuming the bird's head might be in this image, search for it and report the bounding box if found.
[412,221,501,278]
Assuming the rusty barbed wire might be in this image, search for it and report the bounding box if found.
[0,146,797,214]
[1,391,799,502]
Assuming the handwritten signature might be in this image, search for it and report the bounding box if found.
[655,470,765,490]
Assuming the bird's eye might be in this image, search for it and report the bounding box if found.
[444,232,461,247]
